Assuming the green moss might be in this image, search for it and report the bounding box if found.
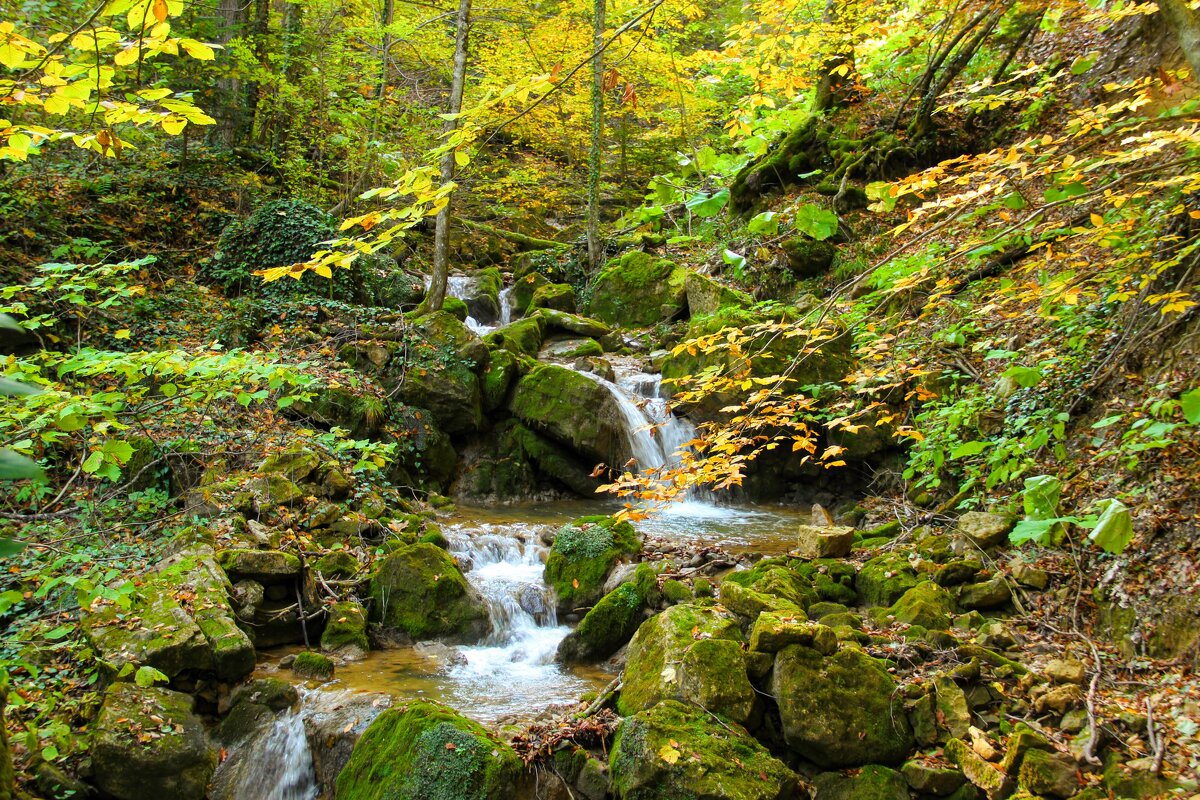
[293,650,335,680]
[609,700,797,800]
[484,316,544,357]
[856,552,920,607]
[321,601,369,653]
[544,516,641,612]
[369,543,487,640]
[811,765,909,800]
[887,581,957,630]
[781,236,837,277]
[529,282,576,312]
[678,638,757,725]
[336,700,521,800]
[314,550,359,579]
[512,271,550,315]
[560,581,645,663]
[481,348,518,411]
[661,579,692,604]
[585,251,688,327]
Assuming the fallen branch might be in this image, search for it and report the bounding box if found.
[454,217,570,251]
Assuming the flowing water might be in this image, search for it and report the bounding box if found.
[212,708,318,800]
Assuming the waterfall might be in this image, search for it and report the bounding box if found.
[213,708,317,800]
[427,275,514,335]
[497,285,515,327]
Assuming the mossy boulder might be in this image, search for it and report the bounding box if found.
[369,543,488,641]
[512,271,550,316]
[286,385,386,439]
[946,737,1014,799]
[541,337,604,359]
[314,550,360,580]
[461,268,503,323]
[544,516,641,613]
[720,561,818,619]
[661,579,692,604]
[481,348,518,411]
[888,581,958,630]
[393,358,483,437]
[1017,749,1078,798]
[536,308,612,339]
[91,684,217,800]
[558,564,657,662]
[509,365,628,469]
[857,552,921,608]
[781,236,837,277]
[322,600,370,653]
[957,512,1015,549]
[678,637,759,726]
[259,447,322,482]
[529,282,576,313]
[771,645,915,767]
[293,650,335,680]
[684,270,753,316]
[811,765,910,800]
[336,700,521,800]
[609,700,798,800]
[617,603,742,715]
[484,316,545,358]
[586,251,688,327]
[217,549,302,583]
[83,552,254,681]
[901,759,968,795]
[749,612,836,654]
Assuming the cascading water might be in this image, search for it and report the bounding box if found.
[211,708,317,800]
[428,275,515,336]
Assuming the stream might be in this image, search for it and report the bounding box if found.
[230,299,811,796]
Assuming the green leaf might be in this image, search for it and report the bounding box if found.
[722,249,746,270]
[81,451,104,474]
[1088,498,1133,554]
[0,589,24,611]
[793,204,838,241]
[134,665,169,687]
[0,539,26,558]
[949,441,989,459]
[0,313,24,332]
[41,745,59,762]
[44,625,72,641]
[0,449,44,482]
[747,211,779,235]
[1070,53,1098,75]
[1180,388,1200,425]
[684,189,730,218]
[1009,517,1059,547]
[1001,365,1042,388]
[0,377,40,396]
[1023,474,1061,521]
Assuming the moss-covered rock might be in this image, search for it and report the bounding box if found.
[394,358,483,437]
[749,612,836,654]
[811,765,910,800]
[661,579,692,604]
[530,282,576,313]
[609,700,797,800]
[512,271,550,316]
[484,316,545,358]
[508,364,627,467]
[586,251,688,327]
[617,603,742,715]
[293,650,336,680]
[901,759,968,795]
[544,516,641,614]
[336,700,521,800]
[781,236,837,277]
[461,268,504,323]
[536,308,613,339]
[683,270,753,317]
[888,581,958,630]
[260,447,322,482]
[678,637,758,726]
[314,550,360,580]
[217,549,302,583]
[286,385,386,439]
[720,561,817,619]
[771,645,915,767]
[481,348,518,412]
[857,552,920,607]
[92,684,217,800]
[541,337,604,359]
[370,543,488,640]
[946,738,1014,799]
[1017,749,1078,798]
[957,512,1015,549]
[958,577,1013,611]
[322,600,370,653]
[558,564,657,663]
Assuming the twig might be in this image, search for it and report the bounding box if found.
[574,676,622,720]
[1081,638,1104,766]
[1146,698,1167,775]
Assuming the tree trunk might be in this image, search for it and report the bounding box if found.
[812,0,858,113]
[212,0,248,146]
[428,0,472,313]
[586,0,606,272]
[1159,0,1200,77]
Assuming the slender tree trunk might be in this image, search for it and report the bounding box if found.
[1160,0,1200,77]
[812,0,858,113]
[212,0,247,146]
[428,0,472,312]
[586,0,606,272]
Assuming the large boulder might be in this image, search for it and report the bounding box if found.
[770,645,915,768]
[91,684,217,800]
[392,312,487,435]
[460,268,503,323]
[536,308,612,339]
[558,564,658,662]
[857,552,921,608]
[82,548,254,681]
[484,316,545,358]
[684,271,753,316]
[508,364,628,468]
[369,543,488,641]
[811,765,910,800]
[888,581,958,630]
[617,603,742,715]
[336,700,521,800]
[529,282,576,313]
[609,700,798,800]
[544,516,641,614]
[586,251,688,327]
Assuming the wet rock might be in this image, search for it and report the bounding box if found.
[336,699,521,800]
[509,364,629,468]
[575,756,609,800]
[92,684,217,800]
[771,645,915,767]
[369,543,488,641]
[811,765,910,800]
[543,516,641,614]
[558,565,657,662]
[293,651,335,680]
[217,549,302,583]
[617,603,742,715]
[959,578,1012,611]
[957,512,1015,549]
[793,524,855,559]
[609,700,797,800]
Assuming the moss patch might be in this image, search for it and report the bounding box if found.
[543,515,641,613]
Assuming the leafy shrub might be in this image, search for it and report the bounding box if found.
[553,523,615,560]
[203,199,395,304]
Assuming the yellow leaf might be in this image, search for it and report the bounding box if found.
[160,116,186,135]
[152,0,168,23]
[658,744,681,765]
[312,264,332,279]
[114,329,131,340]
[179,38,215,60]
[454,149,469,168]
[1090,213,1104,227]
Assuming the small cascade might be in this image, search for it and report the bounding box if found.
[497,285,516,327]
[213,708,317,800]
[427,274,514,335]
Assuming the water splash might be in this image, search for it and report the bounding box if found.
[214,709,317,800]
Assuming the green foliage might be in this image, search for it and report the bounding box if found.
[552,522,615,561]
[793,203,839,241]
[312,427,397,474]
